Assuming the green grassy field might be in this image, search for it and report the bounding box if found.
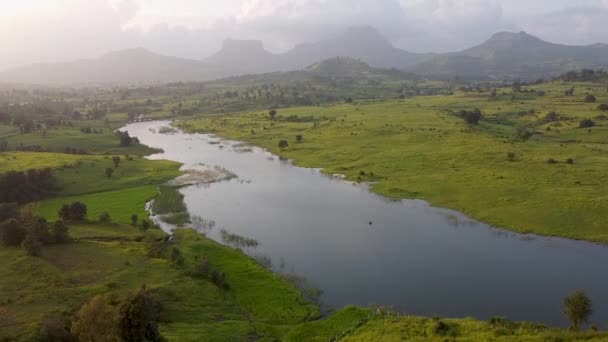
[3,125,157,156]
[5,222,604,342]
[36,185,160,224]
[178,80,608,243]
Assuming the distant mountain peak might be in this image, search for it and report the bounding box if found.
[487,31,543,43]
[102,47,157,59]
[220,39,267,53]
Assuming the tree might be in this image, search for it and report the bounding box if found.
[119,131,134,146]
[99,211,112,223]
[72,295,120,342]
[59,202,87,222]
[30,218,52,244]
[112,156,121,168]
[58,204,71,221]
[131,214,138,227]
[579,119,595,128]
[105,167,114,178]
[296,135,303,143]
[278,140,289,149]
[458,109,483,125]
[585,94,597,103]
[0,219,27,246]
[118,286,163,342]
[194,257,211,279]
[22,234,42,256]
[564,290,592,330]
[0,203,18,222]
[50,221,70,244]
[269,109,277,120]
[170,247,184,266]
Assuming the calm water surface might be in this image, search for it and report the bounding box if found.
[125,120,608,327]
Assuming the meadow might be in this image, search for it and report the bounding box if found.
[3,76,608,340]
[179,80,608,242]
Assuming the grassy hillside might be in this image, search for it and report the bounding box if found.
[178,80,608,242]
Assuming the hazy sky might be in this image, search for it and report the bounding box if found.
[1,0,608,70]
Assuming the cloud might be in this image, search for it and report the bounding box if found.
[518,5,608,45]
[1,0,608,70]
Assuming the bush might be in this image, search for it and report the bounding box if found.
[457,109,482,125]
[296,134,303,143]
[170,247,184,266]
[131,214,138,227]
[194,257,211,279]
[278,139,289,149]
[50,221,70,244]
[579,119,595,128]
[22,234,42,256]
[0,219,27,246]
[566,158,574,165]
[507,152,516,162]
[598,104,608,111]
[211,270,228,289]
[0,203,18,222]
[99,211,112,223]
[72,295,120,341]
[59,202,87,222]
[585,94,597,103]
[141,219,151,231]
[118,286,163,342]
[547,158,558,164]
[39,316,74,342]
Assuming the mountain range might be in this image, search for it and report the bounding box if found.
[1,27,607,84]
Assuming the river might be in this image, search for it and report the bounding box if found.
[124,120,608,327]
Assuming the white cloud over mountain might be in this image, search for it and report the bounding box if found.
[0,0,607,70]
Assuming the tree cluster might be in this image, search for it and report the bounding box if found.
[0,168,56,203]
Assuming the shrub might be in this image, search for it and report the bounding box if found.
[141,219,151,231]
[507,152,516,162]
[0,219,26,246]
[585,94,597,103]
[72,295,120,342]
[59,202,87,222]
[118,286,163,342]
[598,104,608,111]
[99,211,112,223]
[131,214,138,227]
[296,134,303,143]
[50,221,70,244]
[579,119,595,128]
[269,109,277,119]
[566,158,574,165]
[457,109,482,125]
[211,270,228,289]
[39,316,74,342]
[112,156,121,168]
[22,234,42,256]
[547,158,558,164]
[170,247,184,266]
[194,257,211,279]
[0,203,18,222]
[105,167,114,178]
[278,139,289,149]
